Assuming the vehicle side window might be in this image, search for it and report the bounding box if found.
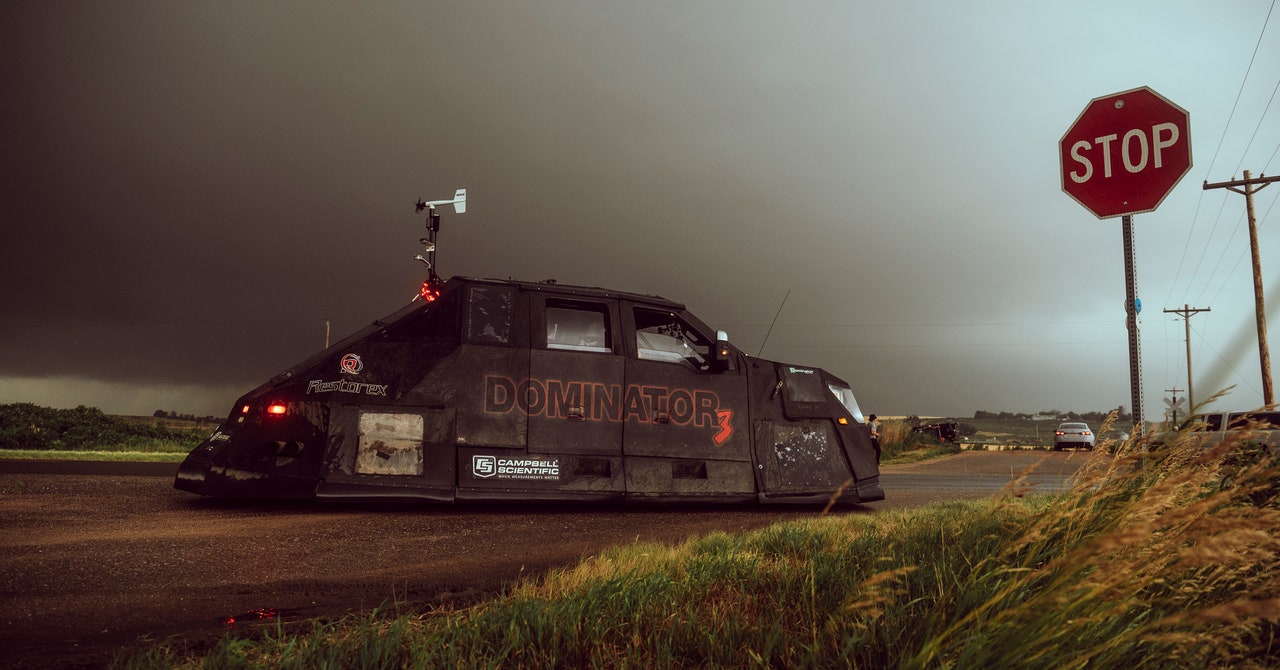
[781,365,826,402]
[546,301,611,353]
[467,286,513,345]
[1228,412,1280,430]
[633,308,709,367]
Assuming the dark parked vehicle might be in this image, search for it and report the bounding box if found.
[912,421,958,443]
[1175,410,1280,450]
[175,277,884,505]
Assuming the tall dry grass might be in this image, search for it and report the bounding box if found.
[118,414,1280,669]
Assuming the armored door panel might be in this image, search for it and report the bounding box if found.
[452,345,530,448]
[322,405,456,490]
[754,420,851,493]
[622,455,755,495]
[621,358,751,461]
[527,349,625,455]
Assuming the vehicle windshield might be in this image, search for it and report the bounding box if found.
[827,383,865,423]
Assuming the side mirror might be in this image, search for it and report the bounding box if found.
[710,330,732,371]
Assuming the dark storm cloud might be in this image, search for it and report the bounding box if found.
[1,1,1277,417]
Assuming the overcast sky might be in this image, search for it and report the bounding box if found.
[2,1,1278,421]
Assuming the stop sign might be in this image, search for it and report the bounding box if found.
[1059,86,1192,219]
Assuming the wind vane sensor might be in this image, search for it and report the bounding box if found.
[413,188,466,300]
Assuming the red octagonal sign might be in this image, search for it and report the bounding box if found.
[1060,86,1192,219]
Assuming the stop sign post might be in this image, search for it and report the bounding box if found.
[1059,86,1192,431]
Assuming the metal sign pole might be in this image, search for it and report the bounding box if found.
[1122,214,1144,430]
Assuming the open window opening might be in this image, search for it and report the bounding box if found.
[546,301,611,353]
[634,308,710,367]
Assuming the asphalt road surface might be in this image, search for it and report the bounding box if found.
[0,450,1098,668]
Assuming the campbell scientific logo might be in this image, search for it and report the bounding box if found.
[472,455,497,478]
[471,454,560,481]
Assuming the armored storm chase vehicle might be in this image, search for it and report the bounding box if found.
[175,192,882,505]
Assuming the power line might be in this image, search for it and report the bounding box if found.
[1230,77,1280,177]
[1202,0,1274,179]
[720,319,1116,329]
[1166,0,1276,307]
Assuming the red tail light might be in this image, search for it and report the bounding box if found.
[266,403,288,416]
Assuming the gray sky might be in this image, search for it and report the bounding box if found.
[2,1,1278,420]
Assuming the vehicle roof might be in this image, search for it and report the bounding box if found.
[455,276,685,311]
[1058,422,1089,428]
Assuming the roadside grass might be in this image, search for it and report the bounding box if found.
[0,449,187,462]
[880,419,962,464]
[0,403,203,459]
[115,423,1280,669]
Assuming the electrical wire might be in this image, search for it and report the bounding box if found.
[1201,0,1274,180]
[1230,78,1280,178]
[1165,0,1276,308]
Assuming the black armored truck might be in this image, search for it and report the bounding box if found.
[175,277,884,505]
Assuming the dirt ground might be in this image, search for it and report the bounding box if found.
[0,450,1098,668]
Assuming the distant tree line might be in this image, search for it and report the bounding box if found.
[972,407,1133,424]
[153,409,220,423]
[0,403,206,452]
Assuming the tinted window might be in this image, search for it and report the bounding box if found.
[781,366,827,403]
[633,308,709,366]
[467,286,513,345]
[1227,412,1280,430]
[546,300,611,353]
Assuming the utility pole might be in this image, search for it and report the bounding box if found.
[1162,304,1209,410]
[1203,170,1279,407]
[1163,387,1184,428]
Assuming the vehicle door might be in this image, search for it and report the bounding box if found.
[620,303,753,494]
[527,296,625,456]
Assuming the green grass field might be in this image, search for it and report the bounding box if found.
[5,402,1276,666]
[116,428,1280,669]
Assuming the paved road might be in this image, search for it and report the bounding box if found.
[0,450,1098,669]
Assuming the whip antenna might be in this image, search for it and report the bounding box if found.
[758,289,790,357]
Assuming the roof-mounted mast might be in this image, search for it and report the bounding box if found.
[412,188,466,300]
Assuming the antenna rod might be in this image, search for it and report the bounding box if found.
[758,289,790,357]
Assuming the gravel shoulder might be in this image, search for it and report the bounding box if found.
[0,450,1099,669]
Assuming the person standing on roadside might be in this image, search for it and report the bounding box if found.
[868,414,881,463]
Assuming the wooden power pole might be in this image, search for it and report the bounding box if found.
[1162,304,1209,411]
[1203,170,1279,406]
